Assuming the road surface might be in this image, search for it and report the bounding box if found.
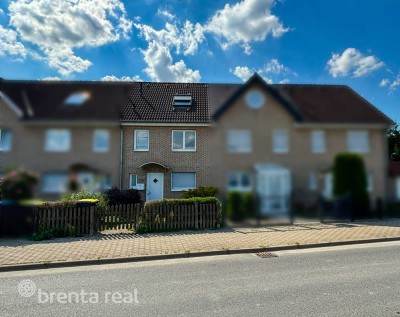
[1,241,400,316]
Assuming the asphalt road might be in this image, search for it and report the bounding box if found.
[1,241,400,317]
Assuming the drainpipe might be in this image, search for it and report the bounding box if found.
[119,126,124,189]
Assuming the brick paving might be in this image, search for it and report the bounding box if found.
[1,220,400,266]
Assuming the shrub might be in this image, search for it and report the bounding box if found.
[32,225,80,241]
[182,186,219,198]
[105,187,141,205]
[226,191,244,221]
[242,192,255,217]
[333,153,369,217]
[0,168,38,201]
[62,190,108,211]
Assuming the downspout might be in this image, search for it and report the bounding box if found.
[119,126,124,189]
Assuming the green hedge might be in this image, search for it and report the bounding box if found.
[144,197,220,208]
[182,186,219,198]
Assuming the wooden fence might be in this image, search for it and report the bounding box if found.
[33,202,220,235]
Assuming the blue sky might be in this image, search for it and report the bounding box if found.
[0,0,399,121]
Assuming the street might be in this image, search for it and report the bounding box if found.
[1,241,400,316]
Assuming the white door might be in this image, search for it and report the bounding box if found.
[146,173,164,200]
[257,166,291,215]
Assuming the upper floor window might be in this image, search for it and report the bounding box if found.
[273,129,289,153]
[134,130,149,151]
[227,130,252,153]
[228,172,252,192]
[172,130,196,151]
[0,129,12,152]
[45,129,71,152]
[347,131,369,153]
[311,130,326,153]
[93,129,110,153]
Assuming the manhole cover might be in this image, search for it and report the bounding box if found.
[255,252,278,258]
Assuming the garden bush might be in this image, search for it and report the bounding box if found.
[105,187,141,205]
[62,190,108,210]
[226,191,245,221]
[182,186,219,198]
[0,168,38,201]
[333,153,369,218]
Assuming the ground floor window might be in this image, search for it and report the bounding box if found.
[129,174,138,189]
[323,173,333,198]
[42,173,68,194]
[171,172,196,191]
[227,172,252,192]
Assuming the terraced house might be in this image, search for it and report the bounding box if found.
[0,74,394,215]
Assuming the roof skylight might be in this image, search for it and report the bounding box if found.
[64,92,91,106]
[173,95,192,107]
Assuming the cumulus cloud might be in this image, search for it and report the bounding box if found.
[230,66,272,83]
[205,0,288,54]
[142,41,200,82]
[157,9,176,21]
[231,59,294,83]
[327,48,384,78]
[379,74,400,93]
[135,20,203,82]
[101,75,142,81]
[0,25,26,58]
[4,0,132,75]
[41,76,61,81]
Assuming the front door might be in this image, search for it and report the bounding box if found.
[146,173,164,200]
[257,166,291,215]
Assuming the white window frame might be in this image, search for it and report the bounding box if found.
[171,172,196,191]
[45,129,71,152]
[42,173,68,194]
[129,174,138,189]
[309,172,318,190]
[134,130,149,151]
[227,172,252,192]
[93,129,110,153]
[311,130,326,153]
[172,130,196,152]
[273,129,289,153]
[0,129,12,152]
[323,173,333,198]
[347,130,370,153]
[227,130,252,153]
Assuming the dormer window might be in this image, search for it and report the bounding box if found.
[173,95,192,107]
[64,92,90,106]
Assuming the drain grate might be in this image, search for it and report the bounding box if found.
[255,252,278,258]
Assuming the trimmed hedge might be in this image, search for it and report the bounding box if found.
[182,186,219,198]
[333,153,369,217]
[144,197,220,208]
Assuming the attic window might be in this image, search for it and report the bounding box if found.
[173,95,192,107]
[64,92,90,105]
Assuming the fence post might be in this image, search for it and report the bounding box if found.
[195,202,199,229]
[89,206,95,235]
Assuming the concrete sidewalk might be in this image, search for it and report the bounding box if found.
[1,220,400,269]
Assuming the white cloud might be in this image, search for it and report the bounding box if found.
[264,59,290,74]
[0,25,26,58]
[142,41,200,82]
[231,66,253,81]
[41,76,61,81]
[327,48,384,78]
[101,75,142,81]
[379,74,400,93]
[135,20,203,82]
[0,8,4,15]
[379,78,390,87]
[279,78,290,84]
[6,0,132,75]
[205,0,288,54]
[157,9,176,21]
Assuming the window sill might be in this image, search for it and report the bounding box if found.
[171,188,195,192]
[134,149,149,152]
[171,149,196,152]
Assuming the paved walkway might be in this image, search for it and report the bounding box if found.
[1,220,400,267]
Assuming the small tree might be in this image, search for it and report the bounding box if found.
[333,153,369,218]
[0,168,38,201]
[387,123,400,159]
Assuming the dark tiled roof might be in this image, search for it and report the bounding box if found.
[0,80,131,121]
[0,76,393,125]
[208,75,393,125]
[121,82,209,122]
